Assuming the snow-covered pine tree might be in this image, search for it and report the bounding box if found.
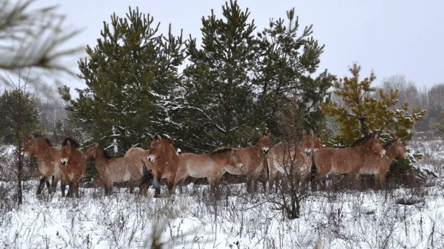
[178,1,333,152]
[66,7,185,155]
[254,7,334,137]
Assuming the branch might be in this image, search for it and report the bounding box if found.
[175,105,228,134]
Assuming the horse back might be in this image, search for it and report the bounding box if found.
[178,153,214,178]
[124,147,152,178]
[107,157,132,182]
[329,147,362,174]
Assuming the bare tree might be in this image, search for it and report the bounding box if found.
[266,96,313,219]
[381,75,420,110]
[428,84,444,109]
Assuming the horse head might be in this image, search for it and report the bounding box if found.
[256,133,271,155]
[147,135,171,163]
[61,138,80,167]
[23,134,51,158]
[84,144,100,160]
[387,138,409,159]
[369,138,386,157]
[213,147,244,172]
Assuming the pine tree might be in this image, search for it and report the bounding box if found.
[177,1,333,152]
[321,63,426,146]
[66,7,185,155]
[178,0,259,151]
[0,70,43,205]
[0,89,41,144]
[254,8,333,137]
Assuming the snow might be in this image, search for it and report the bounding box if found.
[1,135,444,248]
[1,178,444,248]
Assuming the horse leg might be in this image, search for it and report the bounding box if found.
[61,182,66,197]
[153,176,161,198]
[138,181,147,196]
[246,176,253,193]
[106,181,113,195]
[103,184,109,195]
[66,183,73,197]
[37,176,49,195]
[140,174,153,196]
[209,181,219,196]
[167,181,175,195]
[73,182,79,198]
[259,177,267,192]
[178,178,187,194]
[45,179,52,194]
[66,182,75,198]
[345,170,360,189]
[51,174,60,193]
[129,180,134,194]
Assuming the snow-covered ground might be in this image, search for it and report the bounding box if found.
[1,134,444,248]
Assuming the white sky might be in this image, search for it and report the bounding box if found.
[32,0,444,97]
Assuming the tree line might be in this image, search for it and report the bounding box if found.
[4,0,443,154]
[1,0,442,205]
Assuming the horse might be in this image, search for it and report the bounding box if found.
[124,135,179,198]
[59,138,87,198]
[312,137,386,182]
[22,134,61,195]
[85,144,152,195]
[232,133,271,192]
[267,133,322,189]
[174,147,244,192]
[359,138,409,182]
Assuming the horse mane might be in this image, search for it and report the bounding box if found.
[100,147,113,160]
[32,134,52,146]
[250,132,270,145]
[384,139,399,149]
[62,137,80,149]
[153,134,172,143]
[212,147,232,155]
[351,136,375,147]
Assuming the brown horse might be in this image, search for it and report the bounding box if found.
[59,138,87,197]
[124,135,179,197]
[232,133,271,192]
[313,137,386,181]
[23,134,61,195]
[267,134,322,188]
[174,147,244,191]
[359,139,409,182]
[85,144,152,195]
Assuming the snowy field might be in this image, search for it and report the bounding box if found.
[1,135,444,248]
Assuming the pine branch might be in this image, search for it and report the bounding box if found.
[0,0,82,84]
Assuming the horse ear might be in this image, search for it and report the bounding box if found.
[67,140,71,145]
[94,143,99,148]
[397,138,401,143]
[267,133,271,137]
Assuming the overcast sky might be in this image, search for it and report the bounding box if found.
[32,0,444,96]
